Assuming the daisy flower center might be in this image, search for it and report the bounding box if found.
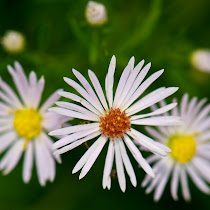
[168,135,196,163]
[99,108,131,140]
[13,108,42,140]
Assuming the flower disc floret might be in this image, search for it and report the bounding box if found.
[13,108,42,140]
[99,108,131,140]
[168,135,196,163]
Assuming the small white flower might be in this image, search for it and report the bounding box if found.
[1,30,25,54]
[191,49,210,73]
[49,55,181,192]
[85,1,107,26]
[142,94,210,201]
[0,62,69,186]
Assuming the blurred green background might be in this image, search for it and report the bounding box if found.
[0,0,210,209]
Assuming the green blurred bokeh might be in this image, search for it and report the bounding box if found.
[0,0,209,209]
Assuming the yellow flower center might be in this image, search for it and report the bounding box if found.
[99,108,131,140]
[13,108,42,141]
[168,135,196,163]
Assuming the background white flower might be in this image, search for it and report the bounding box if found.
[85,1,107,26]
[141,94,210,201]
[0,62,69,186]
[1,30,25,54]
[50,55,181,192]
[191,49,210,73]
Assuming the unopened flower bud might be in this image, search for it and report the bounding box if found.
[1,30,25,54]
[85,1,107,26]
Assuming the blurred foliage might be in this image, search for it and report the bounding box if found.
[0,0,210,209]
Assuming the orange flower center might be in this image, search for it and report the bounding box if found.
[99,108,131,140]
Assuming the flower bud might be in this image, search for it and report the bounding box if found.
[85,1,107,26]
[191,49,210,73]
[1,30,25,54]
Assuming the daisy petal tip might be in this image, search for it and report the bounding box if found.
[79,173,85,180]
[121,187,126,193]
[48,131,54,136]
[72,168,77,174]
[53,150,59,155]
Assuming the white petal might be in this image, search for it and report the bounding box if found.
[53,126,100,149]
[128,129,167,156]
[145,127,165,142]
[171,98,179,116]
[0,77,22,108]
[119,138,137,187]
[49,107,98,121]
[64,77,104,113]
[126,87,178,116]
[171,163,180,200]
[154,163,172,201]
[192,157,210,183]
[1,140,24,175]
[49,123,99,136]
[102,140,114,189]
[115,139,126,192]
[72,135,105,174]
[131,103,177,120]
[0,123,12,133]
[196,131,210,142]
[122,69,164,111]
[180,93,189,119]
[73,69,104,112]
[186,98,208,129]
[190,104,210,131]
[131,116,182,126]
[8,63,29,106]
[40,89,62,112]
[105,55,116,108]
[180,167,191,201]
[34,139,47,186]
[54,131,101,155]
[197,116,210,133]
[142,159,164,187]
[23,141,33,183]
[59,91,101,116]
[124,135,154,178]
[185,97,198,123]
[88,70,108,111]
[35,76,45,108]
[40,138,56,182]
[186,164,210,194]
[56,101,98,119]
[0,131,17,154]
[113,58,133,107]
[116,59,145,108]
[146,155,160,164]
[120,62,151,109]
[42,132,61,163]
[79,136,107,179]
[0,91,19,109]
[145,172,162,194]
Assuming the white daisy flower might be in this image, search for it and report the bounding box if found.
[49,56,181,192]
[141,94,210,201]
[0,62,68,186]
[85,1,107,26]
[1,30,25,54]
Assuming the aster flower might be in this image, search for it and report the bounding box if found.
[0,62,68,186]
[141,94,210,201]
[49,56,181,192]
[1,30,25,54]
